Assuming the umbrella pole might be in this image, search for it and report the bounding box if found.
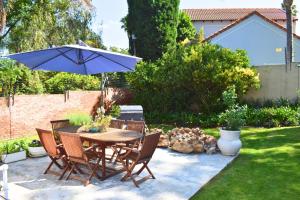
[101,73,106,108]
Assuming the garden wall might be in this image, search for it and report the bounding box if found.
[0,88,131,139]
[244,63,300,102]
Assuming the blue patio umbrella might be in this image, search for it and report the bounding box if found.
[5,44,142,74]
[5,44,142,106]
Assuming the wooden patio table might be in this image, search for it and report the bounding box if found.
[57,126,142,180]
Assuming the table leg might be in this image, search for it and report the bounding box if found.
[101,144,106,180]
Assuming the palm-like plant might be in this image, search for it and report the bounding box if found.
[282,0,294,70]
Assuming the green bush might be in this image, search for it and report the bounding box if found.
[127,42,259,114]
[246,107,299,128]
[144,112,219,127]
[28,140,42,147]
[0,141,26,155]
[65,112,92,126]
[45,73,100,94]
[109,104,121,118]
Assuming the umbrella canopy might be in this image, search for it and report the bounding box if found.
[5,45,142,74]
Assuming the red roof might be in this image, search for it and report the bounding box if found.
[183,8,297,21]
[204,11,300,41]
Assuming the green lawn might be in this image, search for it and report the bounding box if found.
[150,125,300,200]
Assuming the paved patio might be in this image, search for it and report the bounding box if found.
[3,149,236,200]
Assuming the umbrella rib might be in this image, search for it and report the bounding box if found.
[56,49,79,65]
[92,52,134,71]
[31,48,73,70]
[83,52,100,63]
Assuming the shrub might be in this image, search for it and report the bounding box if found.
[65,112,92,126]
[28,140,42,147]
[219,87,247,130]
[246,107,299,128]
[109,104,121,118]
[0,141,26,155]
[144,112,219,128]
[45,73,100,94]
[219,105,248,130]
[127,42,259,114]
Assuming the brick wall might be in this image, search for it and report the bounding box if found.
[0,88,131,139]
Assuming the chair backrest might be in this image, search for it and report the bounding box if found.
[139,131,161,161]
[58,132,87,162]
[51,119,70,130]
[127,120,145,134]
[110,119,126,129]
[50,119,70,142]
[36,128,59,157]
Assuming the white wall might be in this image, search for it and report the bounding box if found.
[209,15,300,66]
[193,21,232,38]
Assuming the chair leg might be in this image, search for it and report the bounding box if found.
[133,161,149,176]
[59,164,69,180]
[66,164,75,180]
[74,164,85,174]
[145,165,155,179]
[85,158,101,186]
[44,160,54,174]
[52,159,63,169]
[121,160,136,181]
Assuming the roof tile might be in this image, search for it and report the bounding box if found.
[183,8,297,21]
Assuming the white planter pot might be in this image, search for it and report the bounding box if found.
[28,147,47,157]
[217,129,242,156]
[1,151,26,163]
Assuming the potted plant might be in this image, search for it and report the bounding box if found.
[218,87,247,156]
[28,140,47,157]
[1,141,27,163]
[79,107,112,133]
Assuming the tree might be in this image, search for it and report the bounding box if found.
[6,0,104,53]
[0,0,5,33]
[123,0,179,60]
[282,0,294,69]
[176,11,196,42]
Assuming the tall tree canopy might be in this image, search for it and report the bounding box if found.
[123,0,180,61]
[4,0,103,53]
[176,11,196,43]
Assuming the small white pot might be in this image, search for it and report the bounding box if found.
[217,129,242,156]
[1,151,26,163]
[28,147,47,157]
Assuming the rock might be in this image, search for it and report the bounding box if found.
[206,146,217,154]
[167,127,217,154]
[193,143,204,153]
[158,134,170,148]
[171,141,194,153]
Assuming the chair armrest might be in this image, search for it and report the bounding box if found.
[119,140,140,160]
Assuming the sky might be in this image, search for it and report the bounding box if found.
[92,0,300,49]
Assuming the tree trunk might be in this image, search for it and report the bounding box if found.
[284,0,293,70]
[0,0,6,33]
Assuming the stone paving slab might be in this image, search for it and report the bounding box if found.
[1,149,236,200]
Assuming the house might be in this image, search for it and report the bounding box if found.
[183,8,297,38]
[184,8,300,102]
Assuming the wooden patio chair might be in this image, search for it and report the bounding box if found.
[36,128,67,179]
[111,120,146,163]
[126,120,145,135]
[50,119,70,142]
[116,131,161,187]
[58,132,103,186]
[110,119,126,129]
